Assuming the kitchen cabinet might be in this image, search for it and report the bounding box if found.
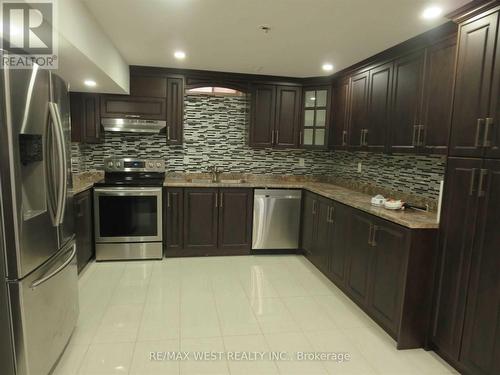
[301,191,437,349]
[366,62,392,152]
[367,219,407,335]
[345,212,373,304]
[217,188,253,253]
[348,71,369,149]
[249,84,275,148]
[74,189,94,273]
[327,202,350,286]
[330,78,350,148]
[130,75,167,97]
[389,50,426,153]
[449,10,499,158]
[432,158,500,375]
[275,86,301,148]
[100,95,166,120]
[166,77,184,145]
[164,188,183,255]
[249,84,301,148]
[420,36,457,154]
[165,187,252,256]
[182,188,219,254]
[460,159,500,375]
[301,86,331,148]
[70,92,101,143]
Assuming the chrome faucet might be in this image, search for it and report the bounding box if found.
[208,165,223,183]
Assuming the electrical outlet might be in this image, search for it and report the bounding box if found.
[298,158,305,167]
[357,162,362,173]
[183,155,190,164]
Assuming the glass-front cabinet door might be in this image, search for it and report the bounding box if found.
[301,86,331,148]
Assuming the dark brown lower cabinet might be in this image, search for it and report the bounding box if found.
[74,189,94,273]
[164,188,183,254]
[432,158,500,375]
[218,188,253,254]
[302,191,437,349]
[164,187,253,256]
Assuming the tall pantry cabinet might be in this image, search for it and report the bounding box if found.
[432,3,500,375]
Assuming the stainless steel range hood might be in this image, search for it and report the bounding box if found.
[101,118,166,134]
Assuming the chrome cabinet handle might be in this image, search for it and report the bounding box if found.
[469,168,478,196]
[371,225,378,247]
[368,224,373,245]
[276,130,279,145]
[360,130,364,146]
[167,192,170,208]
[215,192,218,208]
[329,206,335,223]
[412,125,418,146]
[299,131,303,145]
[364,129,368,146]
[475,118,485,147]
[342,130,347,146]
[478,169,488,198]
[125,114,141,118]
[271,130,275,145]
[483,117,494,147]
[220,192,224,207]
[418,125,425,146]
[167,126,171,141]
[312,200,316,215]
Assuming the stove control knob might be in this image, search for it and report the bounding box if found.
[107,161,114,168]
[156,162,162,168]
[115,161,122,168]
[148,162,154,168]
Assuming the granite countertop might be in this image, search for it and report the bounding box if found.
[72,171,104,195]
[164,178,439,229]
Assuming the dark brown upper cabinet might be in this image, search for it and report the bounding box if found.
[166,77,184,145]
[249,84,276,148]
[249,84,301,148]
[301,86,331,149]
[130,75,167,97]
[70,92,101,143]
[100,95,167,120]
[330,78,350,149]
[348,71,370,149]
[450,9,499,158]
[275,86,301,148]
[366,62,392,152]
[420,36,457,154]
[389,50,426,153]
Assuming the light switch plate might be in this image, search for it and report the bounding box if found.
[298,158,305,167]
[357,162,362,173]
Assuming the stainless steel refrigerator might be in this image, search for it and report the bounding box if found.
[0,65,79,375]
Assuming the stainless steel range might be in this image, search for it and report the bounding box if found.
[94,158,165,261]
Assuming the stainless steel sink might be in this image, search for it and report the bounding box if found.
[189,179,213,184]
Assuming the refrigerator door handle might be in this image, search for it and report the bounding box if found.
[48,102,65,225]
[30,243,76,288]
[53,102,68,224]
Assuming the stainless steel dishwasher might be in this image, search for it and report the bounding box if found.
[252,189,302,250]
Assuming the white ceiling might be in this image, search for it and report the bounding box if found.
[82,0,470,78]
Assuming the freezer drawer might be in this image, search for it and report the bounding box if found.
[8,242,79,375]
[252,189,302,250]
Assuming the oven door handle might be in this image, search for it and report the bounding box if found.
[94,188,162,196]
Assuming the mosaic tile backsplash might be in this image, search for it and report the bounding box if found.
[71,94,446,200]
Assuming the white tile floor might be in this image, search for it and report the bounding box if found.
[52,255,458,375]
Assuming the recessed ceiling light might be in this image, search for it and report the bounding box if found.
[422,5,443,19]
[174,50,186,60]
[84,79,97,87]
[322,63,334,72]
